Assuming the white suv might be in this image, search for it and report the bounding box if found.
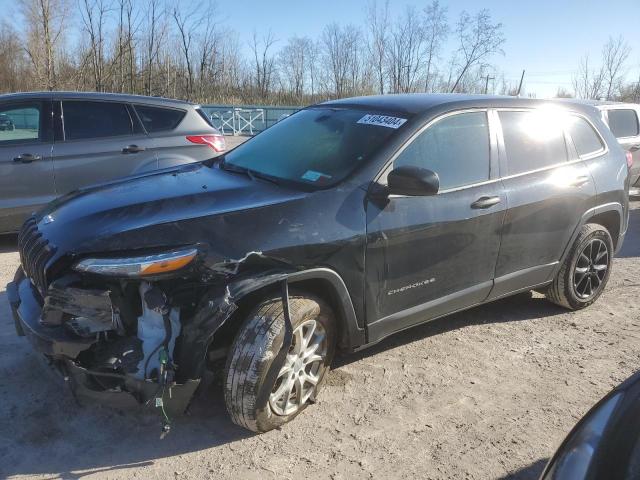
[595,102,640,196]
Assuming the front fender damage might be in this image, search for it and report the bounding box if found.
[176,268,295,381]
[16,250,300,431]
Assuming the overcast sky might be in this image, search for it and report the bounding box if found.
[1,0,638,98]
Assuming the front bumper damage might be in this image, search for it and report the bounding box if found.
[7,269,200,417]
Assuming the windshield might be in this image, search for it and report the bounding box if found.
[222,107,409,188]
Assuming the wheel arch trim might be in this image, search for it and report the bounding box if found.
[176,267,366,381]
[557,202,624,274]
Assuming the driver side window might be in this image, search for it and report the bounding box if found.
[394,111,490,190]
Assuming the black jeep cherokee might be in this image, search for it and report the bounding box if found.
[7,94,629,433]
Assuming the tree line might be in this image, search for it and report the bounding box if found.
[0,0,637,105]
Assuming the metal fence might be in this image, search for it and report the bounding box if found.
[200,104,302,136]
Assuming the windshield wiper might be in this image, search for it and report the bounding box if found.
[248,170,280,185]
[219,161,254,180]
[219,161,280,185]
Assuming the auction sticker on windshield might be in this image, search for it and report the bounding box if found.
[302,170,332,182]
[357,114,407,129]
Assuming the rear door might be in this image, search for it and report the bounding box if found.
[133,104,224,168]
[133,104,199,168]
[0,100,55,233]
[489,108,598,300]
[365,110,506,341]
[51,99,157,194]
[604,106,640,188]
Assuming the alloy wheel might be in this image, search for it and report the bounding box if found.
[269,319,327,416]
[573,238,609,299]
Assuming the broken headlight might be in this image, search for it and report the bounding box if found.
[73,248,198,277]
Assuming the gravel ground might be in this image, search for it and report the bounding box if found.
[1,201,638,480]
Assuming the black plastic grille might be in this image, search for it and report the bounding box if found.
[18,217,57,295]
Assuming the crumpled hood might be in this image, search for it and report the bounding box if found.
[36,163,307,256]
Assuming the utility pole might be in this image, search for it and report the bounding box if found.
[515,70,526,96]
[483,74,495,94]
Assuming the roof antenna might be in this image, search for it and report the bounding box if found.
[515,70,526,97]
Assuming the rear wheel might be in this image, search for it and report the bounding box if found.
[223,293,336,432]
[546,223,613,310]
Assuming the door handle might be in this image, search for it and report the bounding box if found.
[13,153,41,163]
[122,144,145,154]
[629,144,640,152]
[569,175,590,187]
[471,196,501,209]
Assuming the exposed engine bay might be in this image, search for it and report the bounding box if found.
[11,268,210,435]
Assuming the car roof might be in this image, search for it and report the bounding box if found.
[320,93,600,116]
[560,98,640,109]
[0,91,196,108]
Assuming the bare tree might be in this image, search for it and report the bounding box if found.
[173,4,204,98]
[78,0,110,91]
[0,21,28,92]
[113,0,139,93]
[142,0,166,96]
[619,74,640,103]
[449,9,504,93]
[278,36,313,101]
[387,6,424,93]
[321,23,365,98]
[195,3,221,100]
[20,0,69,90]
[423,0,448,92]
[365,0,389,95]
[572,54,606,100]
[307,40,320,99]
[602,35,631,100]
[250,30,278,101]
[555,87,573,98]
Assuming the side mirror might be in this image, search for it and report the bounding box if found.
[387,166,439,196]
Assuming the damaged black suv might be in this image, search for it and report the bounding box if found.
[8,94,629,433]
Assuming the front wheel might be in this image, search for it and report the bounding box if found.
[546,223,613,310]
[224,293,336,432]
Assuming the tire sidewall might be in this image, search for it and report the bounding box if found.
[226,294,337,432]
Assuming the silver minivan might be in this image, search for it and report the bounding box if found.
[0,92,225,233]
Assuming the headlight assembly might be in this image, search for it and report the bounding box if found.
[73,248,198,277]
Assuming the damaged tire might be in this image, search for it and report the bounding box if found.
[224,293,336,433]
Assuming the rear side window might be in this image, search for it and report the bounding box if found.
[607,109,639,138]
[0,103,41,144]
[62,101,133,140]
[134,105,185,132]
[499,110,567,176]
[566,116,604,157]
[394,111,490,190]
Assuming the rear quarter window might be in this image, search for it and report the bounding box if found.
[607,109,639,138]
[195,108,215,128]
[566,116,604,157]
[499,110,568,176]
[134,105,186,132]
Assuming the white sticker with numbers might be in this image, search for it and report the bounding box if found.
[357,114,407,129]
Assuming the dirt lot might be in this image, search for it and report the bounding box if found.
[1,202,639,480]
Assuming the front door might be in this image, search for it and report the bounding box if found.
[365,110,506,342]
[52,99,157,194]
[0,100,55,233]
